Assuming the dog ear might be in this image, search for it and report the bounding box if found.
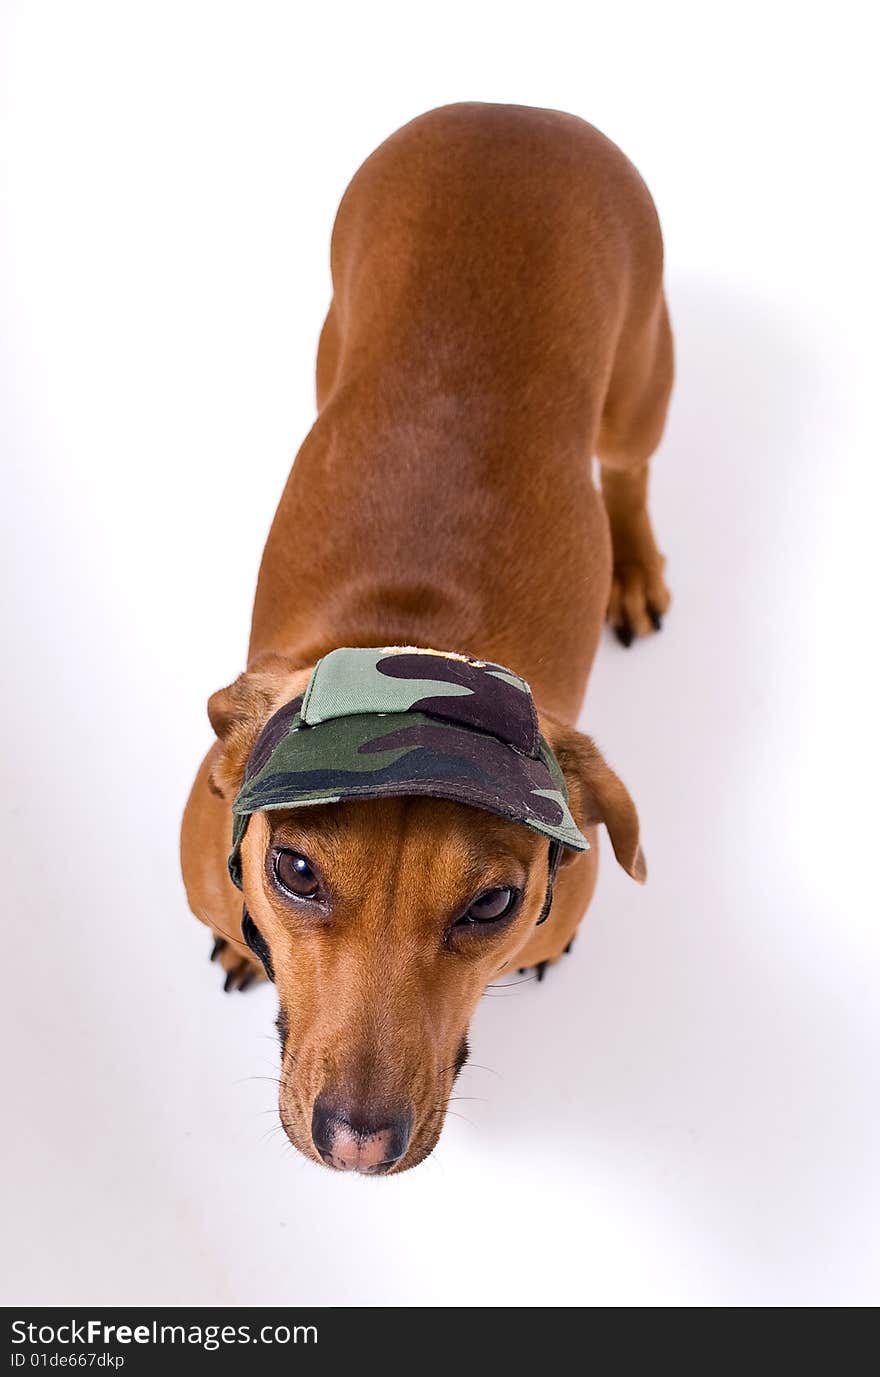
[541,715,646,882]
[207,655,310,800]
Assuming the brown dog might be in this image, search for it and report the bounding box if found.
[181,102,672,1174]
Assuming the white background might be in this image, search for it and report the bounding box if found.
[2,0,878,1307]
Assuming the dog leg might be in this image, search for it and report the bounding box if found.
[516,939,576,983]
[503,841,598,983]
[209,931,265,994]
[598,295,674,646]
[182,750,267,995]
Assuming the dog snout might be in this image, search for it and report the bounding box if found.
[311,1096,413,1174]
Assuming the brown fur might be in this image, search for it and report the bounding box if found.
[181,103,672,1171]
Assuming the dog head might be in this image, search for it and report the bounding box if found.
[207,653,644,1173]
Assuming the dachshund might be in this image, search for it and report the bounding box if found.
[181,102,672,1173]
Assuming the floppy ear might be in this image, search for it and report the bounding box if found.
[541,715,646,883]
[207,655,310,800]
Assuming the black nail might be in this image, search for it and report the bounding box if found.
[238,970,256,992]
[564,938,574,955]
[648,606,663,631]
[615,623,634,648]
[535,961,548,983]
[518,967,527,975]
[223,969,237,993]
[210,937,226,962]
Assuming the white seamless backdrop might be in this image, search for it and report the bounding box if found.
[2,0,878,1307]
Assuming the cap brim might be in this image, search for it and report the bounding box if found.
[233,710,589,853]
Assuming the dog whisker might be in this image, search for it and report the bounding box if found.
[195,907,252,957]
[445,1111,476,1127]
[436,1061,462,1079]
[480,988,532,997]
[430,1106,476,1129]
[260,1122,288,1145]
[486,975,536,988]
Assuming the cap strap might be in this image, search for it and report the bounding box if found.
[535,839,563,926]
[241,904,274,982]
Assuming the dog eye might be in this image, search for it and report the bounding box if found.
[273,849,321,900]
[459,887,519,925]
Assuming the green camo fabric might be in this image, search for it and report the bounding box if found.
[228,646,588,888]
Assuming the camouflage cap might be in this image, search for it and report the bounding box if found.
[228,646,589,888]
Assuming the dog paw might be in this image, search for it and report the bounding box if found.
[209,934,265,993]
[608,555,670,647]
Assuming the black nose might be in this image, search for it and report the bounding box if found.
[311,1096,413,1174]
